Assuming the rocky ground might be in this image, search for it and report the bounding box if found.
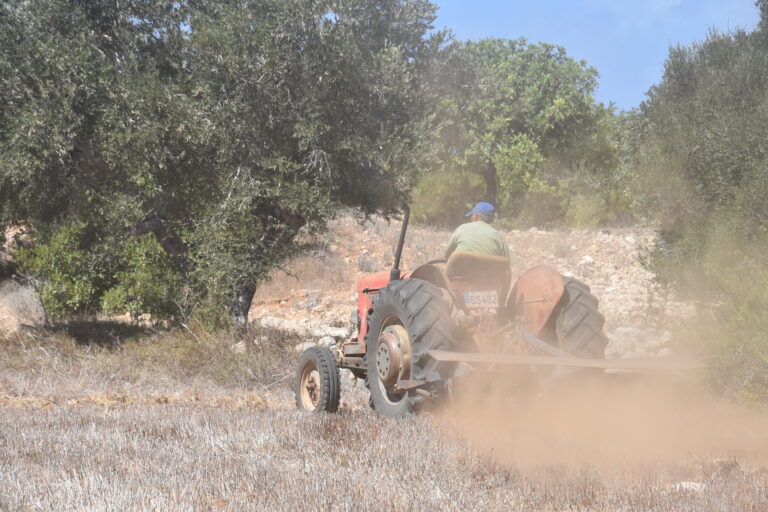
[0,227,45,335]
[2,215,688,358]
[248,215,691,360]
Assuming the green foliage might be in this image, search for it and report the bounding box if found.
[494,133,546,213]
[565,195,605,228]
[632,11,768,401]
[1,0,440,323]
[413,38,622,227]
[662,219,768,401]
[17,223,111,317]
[411,168,485,227]
[100,235,181,319]
[17,224,181,319]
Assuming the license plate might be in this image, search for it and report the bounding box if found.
[463,290,499,309]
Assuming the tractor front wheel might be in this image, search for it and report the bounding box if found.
[295,346,341,413]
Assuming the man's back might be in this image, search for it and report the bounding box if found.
[445,220,511,260]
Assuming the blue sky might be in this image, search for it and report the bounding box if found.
[432,0,761,111]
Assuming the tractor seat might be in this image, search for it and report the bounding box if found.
[445,250,511,284]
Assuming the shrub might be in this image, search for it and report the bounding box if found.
[632,17,768,401]
[100,235,181,319]
[565,194,605,228]
[650,219,768,401]
[16,223,112,317]
[17,225,182,320]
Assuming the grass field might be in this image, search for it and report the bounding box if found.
[1,326,767,511]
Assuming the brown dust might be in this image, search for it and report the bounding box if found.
[441,370,768,473]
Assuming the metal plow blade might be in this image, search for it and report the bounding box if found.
[427,350,706,371]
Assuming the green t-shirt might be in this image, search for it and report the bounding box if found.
[445,221,512,261]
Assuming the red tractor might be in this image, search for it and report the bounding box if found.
[294,206,694,417]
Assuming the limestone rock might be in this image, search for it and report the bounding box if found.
[294,341,315,354]
[0,280,45,335]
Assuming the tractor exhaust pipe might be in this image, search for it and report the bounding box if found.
[390,204,410,283]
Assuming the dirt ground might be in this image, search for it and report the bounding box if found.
[1,216,767,511]
[1,337,767,511]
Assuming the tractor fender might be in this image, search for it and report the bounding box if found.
[355,270,411,345]
[355,265,453,346]
[410,263,463,306]
[509,265,565,337]
[410,263,451,290]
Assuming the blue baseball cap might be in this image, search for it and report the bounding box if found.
[465,202,495,217]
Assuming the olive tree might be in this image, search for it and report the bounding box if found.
[630,2,768,400]
[0,0,441,323]
[412,38,618,227]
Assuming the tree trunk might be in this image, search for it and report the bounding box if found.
[130,212,192,272]
[230,204,307,325]
[481,160,498,206]
[231,282,257,326]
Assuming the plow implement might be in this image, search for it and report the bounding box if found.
[427,350,705,371]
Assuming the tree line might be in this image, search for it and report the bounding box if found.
[2,0,767,398]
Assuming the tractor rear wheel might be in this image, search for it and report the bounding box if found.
[295,346,341,413]
[555,277,608,358]
[365,278,460,417]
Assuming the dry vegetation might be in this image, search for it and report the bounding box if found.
[2,326,768,511]
[4,400,766,511]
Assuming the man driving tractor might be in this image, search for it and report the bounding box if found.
[294,201,614,417]
[444,201,513,305]
[445,201,512,261]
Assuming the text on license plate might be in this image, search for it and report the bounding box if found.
[463,290,499,309]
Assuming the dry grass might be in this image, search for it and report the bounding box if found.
[1,327,767,511]
[0,323,296,401]
[1,398,766,511]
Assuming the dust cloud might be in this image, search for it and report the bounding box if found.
[439,369,768,472]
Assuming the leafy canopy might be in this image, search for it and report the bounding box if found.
[631,5,768,400]
[0,0,441,323]
[413,38,619,227]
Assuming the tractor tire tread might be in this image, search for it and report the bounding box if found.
[364,278,460,416]
[555,277,608,358]
[294,346,341,413]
